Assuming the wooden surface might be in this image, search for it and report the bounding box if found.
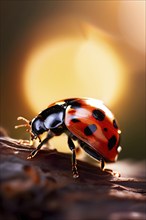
[0,134,146,220]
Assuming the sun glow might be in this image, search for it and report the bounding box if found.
[23,28,125,115]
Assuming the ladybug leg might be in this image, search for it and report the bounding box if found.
[79,140,105,170]
[27,131,54,159]
[67,137,79,178]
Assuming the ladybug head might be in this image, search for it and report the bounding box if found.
[15,116,46,141]
[31,116,46,136]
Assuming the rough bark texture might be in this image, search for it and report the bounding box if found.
[0,132,146,220]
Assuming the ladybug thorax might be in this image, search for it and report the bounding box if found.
[31,105,66,135]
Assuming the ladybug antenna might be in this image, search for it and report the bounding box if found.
[15,116,36,142]
[15,116,31,129]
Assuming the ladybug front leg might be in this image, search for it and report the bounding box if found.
[79,140,105,170]
[27,130,54,159]
[67,137,79,178]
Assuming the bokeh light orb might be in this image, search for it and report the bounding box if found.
[23,33,125,115]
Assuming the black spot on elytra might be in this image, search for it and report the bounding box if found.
[70,101,82,109]
[92,109,105,121]
[108,135,117,150]
[71,118,81,123]
[113,119,118,129]
[103,128,108,132]
[84,124,97,136]
[65,98,76,102]
[65,99,77,105]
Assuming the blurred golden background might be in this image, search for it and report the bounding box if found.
[0,1,145,159]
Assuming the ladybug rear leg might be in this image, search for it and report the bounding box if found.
[67,137,79,178]
[79,140,105,170]
[27,130,54,159]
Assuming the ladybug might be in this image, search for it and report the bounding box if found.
[15,98,122,178]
